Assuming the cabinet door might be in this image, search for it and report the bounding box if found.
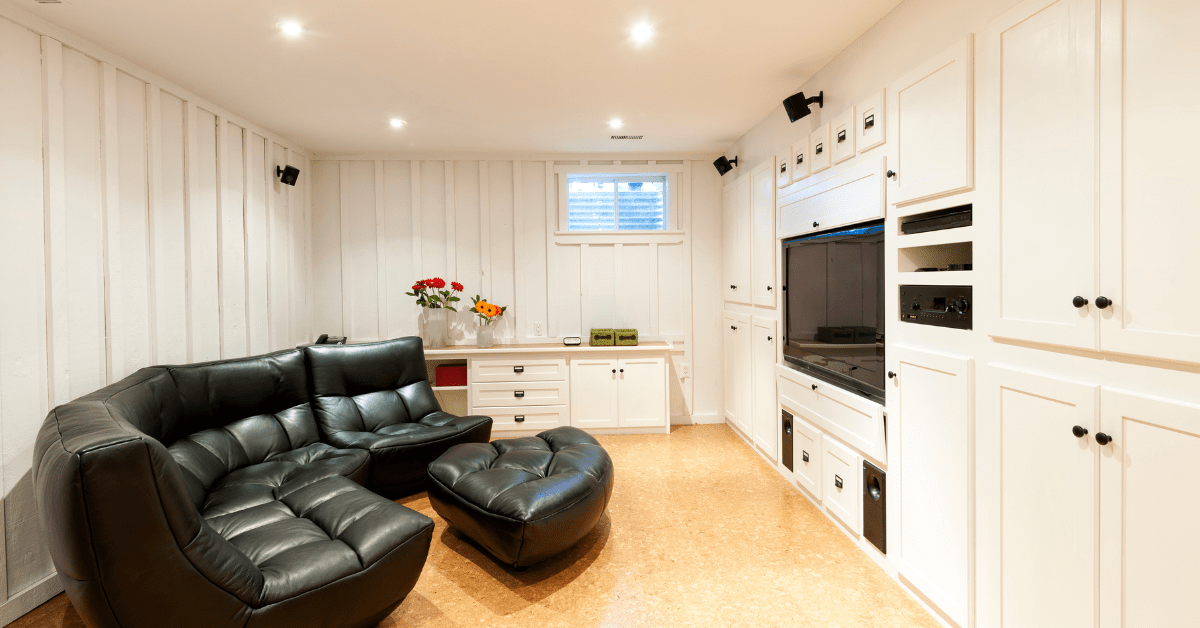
[792,415,822,500]
[751,317,778,459]
[1099,388,1200,628]
[725,312,753,436]
[992,365,1098,628]
[889,36,974,205]
[723,312,738,424]
[569,359,618,429]
[617,357,666,428]
[750,160,777,307]
[1097,0,1200,363]
[893,347,973,628]
[722,176,751,303]
[989,0,1098,349]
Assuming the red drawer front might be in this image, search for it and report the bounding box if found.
[435,365,467,387]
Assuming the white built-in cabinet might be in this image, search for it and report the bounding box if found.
[722,175,751,304]
[569,357,667,430]
[893,347,973,628]
[991,365,1200,628]
[750,317,778,459]
[723,311,752,436]
[990,0,1200,364]
[750,160,777,307]
[889,36,974,206]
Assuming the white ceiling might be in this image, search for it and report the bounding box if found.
[24,0,903,155]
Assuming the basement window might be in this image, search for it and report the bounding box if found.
[566,173,668,231]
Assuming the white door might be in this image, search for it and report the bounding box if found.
[1099,388,1200,628]
[723,312,738,425]
[722,176,751,304]
[751,317,778,459]
[889,36,974,206]
[893,347,973,628]
[569,358,618,429]
[992,365,1098,628]
[988,0,1099,349]
[728,312,753,436]
[750,160,777,308]
[1097,0,1200,364]
[617,357,666,428]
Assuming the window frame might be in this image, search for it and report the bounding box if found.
[554,164,684,241]
[565,173,669,232]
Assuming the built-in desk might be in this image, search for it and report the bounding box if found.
[424,342,672,435]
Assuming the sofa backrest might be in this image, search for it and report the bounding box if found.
[305,337,441,437]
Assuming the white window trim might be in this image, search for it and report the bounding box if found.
[555,165,682,236]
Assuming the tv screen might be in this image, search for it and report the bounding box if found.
[782,221,885,404]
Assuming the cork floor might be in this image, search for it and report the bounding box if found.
[12,424,939,628]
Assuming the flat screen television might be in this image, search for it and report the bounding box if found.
[782,220,885,404]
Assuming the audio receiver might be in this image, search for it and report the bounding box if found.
[900,285,972,330]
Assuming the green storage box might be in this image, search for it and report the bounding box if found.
[615,329,639,346]
[589,329,615,346]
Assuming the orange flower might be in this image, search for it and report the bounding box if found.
[474,301,489,314]
[488,304,502,317]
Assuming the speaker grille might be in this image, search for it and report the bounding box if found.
[610,135,644,140]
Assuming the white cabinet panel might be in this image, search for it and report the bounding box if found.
[472,381,568,408]
[831,107,856,165]
[822,437,860,535]
[475,405,568,432]
[890,36,974,205]
[790,137,810,183]
[751,317,778,459]
[569,359,619,429]
[791,415,823,500]
[722,176,751,303]
[471,357,567,383]
[809,123,831,175]
[1099,387,1200,628]
[1098,0,1200,363]
[724,312,752,436]
[989,0,1098,349]
[750,160,777,307]
[617,357,666,428]
[777,157,887,239]
[857,90,885,154]
[776,152,791,188]
[893,347,973,628]
[993,365,1098,628]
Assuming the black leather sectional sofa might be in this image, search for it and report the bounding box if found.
[34,337,491,628]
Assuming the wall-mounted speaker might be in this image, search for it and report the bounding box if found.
[782,91,825,123]
[713,155,738,176]
[276,165,300,186]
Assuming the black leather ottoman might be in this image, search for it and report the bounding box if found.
[426,426,614,567]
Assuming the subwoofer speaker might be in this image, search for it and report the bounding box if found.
[863,461,886,554]
[781,410,794,472]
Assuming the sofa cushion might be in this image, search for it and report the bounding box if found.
[197,443,369,518]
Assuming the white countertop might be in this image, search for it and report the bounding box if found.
[423,340,673,358]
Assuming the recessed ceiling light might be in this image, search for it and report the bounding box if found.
[278,21,304,37]
[631,22,654,45]
[608,119,624,129]
[389,118,406,129]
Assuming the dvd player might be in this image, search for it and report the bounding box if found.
[900,204,972,235]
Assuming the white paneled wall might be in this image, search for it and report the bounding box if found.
[0,12,311,620]
[310,158,721,420]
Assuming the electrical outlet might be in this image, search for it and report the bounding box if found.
[534,321,543,336]
[680,362,691,378]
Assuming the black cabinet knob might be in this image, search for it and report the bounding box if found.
[767,285,773,291]
[620,369,624,373]
[612,369,616,373]
[1073,296,1089,308]
[886,170,896,179]
[730,325,738,330]
[1072,425,1089,438]
[813,221,820,228]
[730,284,737,290]
[811,384,818,390]
[1095,432,1113,445]
[1095,296,1112,309]
[887,371,896,379]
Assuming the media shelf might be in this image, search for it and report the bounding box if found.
[896,270,974,286]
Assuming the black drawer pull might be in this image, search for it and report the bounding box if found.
[514,391,525,398]
[796,154,804,164]
[780,163,787,174]
[802,451,809,463]
[837,130,847,143]
[834,475,843,489]
[864,114,874,129]
[815,142,823,154]
[513,366,524,373]
[812,384,818,390]
[514,415,525,423]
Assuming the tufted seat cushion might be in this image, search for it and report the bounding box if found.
[427,426,614,567]
[307,338,493,495]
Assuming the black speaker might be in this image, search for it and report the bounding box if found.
[863,461,886,554]
[713,155,738,176]
[277,165,300,186]
[781,410,794,472]
[782,91,824,123]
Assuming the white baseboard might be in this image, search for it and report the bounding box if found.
[0,573,62,626]
[671,413,722,425]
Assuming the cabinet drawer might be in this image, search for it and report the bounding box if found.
[470,381,569,408]
[823,437,861,535]
[793,416,823,501]
[471,358,567,383]
[778,367,886,464]
[471,405,567,432]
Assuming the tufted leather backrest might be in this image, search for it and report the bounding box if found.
[305,337,441,438]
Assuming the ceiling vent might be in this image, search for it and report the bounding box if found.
[610,135,643,140]
[34,0,63,3]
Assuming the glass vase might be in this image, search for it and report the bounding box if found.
[476,323,495,349]
[424,308,447,349]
